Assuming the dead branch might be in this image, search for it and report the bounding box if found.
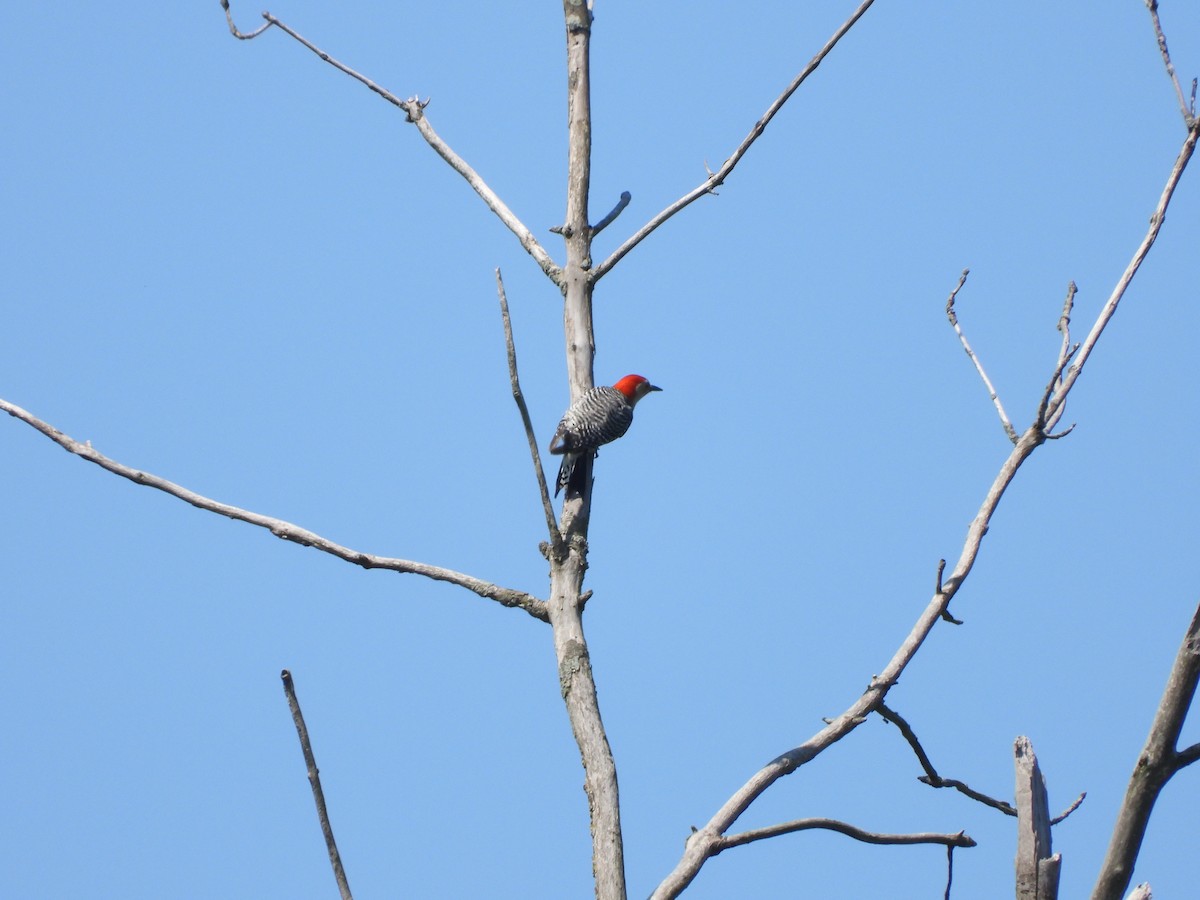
[1092,599,1200,899]
[1145,1,1196,127]
[715,818,975,853]
[1047,120,1199,424]
[281,670,353,900]
[592,0,878,280]
[1015,736,1061,900]
[651,109,1198,900]
[877,703,1017,816]
[496,269,562,551]
[0,397,547,622]
[591,191,631,237]
[221,3,561,283]
[945,269,1020,444]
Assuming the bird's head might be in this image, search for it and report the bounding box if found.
[612,374,662,405]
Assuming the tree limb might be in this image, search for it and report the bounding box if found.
[0,397,548,622]
[715,818,976,853]
[222,3,562,283]
[281,670,353,900]
[1091,599,1200,900]
[652,102,1198,900]
[495,268,563,552]
[592,0,878,281]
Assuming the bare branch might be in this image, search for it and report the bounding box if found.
[281,670,353,900]
[591,191,631,237]
[1175,742,1200,769]
[496,269,563,551]
[0,397,548,622]
[220,0,272,39]
[651,425,1047,898]
[592,0,878,280]
[945,269,1020,444]
[1145,1,1196,127]
[228,7,562,283]
[1047,121,1199,423]
[652,121,1199,883]
[1035,340,1079,437]
[715,818,975,853]
[1044,281,1077,433]
[1050,791,1087,826]
[1092,599,1200,900]
[877,703,1017,816]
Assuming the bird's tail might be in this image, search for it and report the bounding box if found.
[555,452,592,499]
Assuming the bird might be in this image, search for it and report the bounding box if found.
[549,374,662,498]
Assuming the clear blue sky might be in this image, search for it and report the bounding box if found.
[3,2,1199,897]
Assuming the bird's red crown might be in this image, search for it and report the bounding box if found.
[612,374,655,398]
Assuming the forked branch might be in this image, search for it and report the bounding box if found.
[0,398,547,622]
[221,2,562,283]
[651,102,1199,900]
[1047,119,1199,424]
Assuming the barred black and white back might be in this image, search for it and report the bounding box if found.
[549,386,634,497]
[548,376,660,499]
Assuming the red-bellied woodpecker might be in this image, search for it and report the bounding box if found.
[549,374,662,498]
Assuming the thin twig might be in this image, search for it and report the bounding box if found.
[496,269,563,551]
[1044,281,1077,434]
[225,5,562,283]
[935,558,963,624]
[592,0,878,280]
[1047,121,1200,424]
[715,818,975,853]
[0,397,548,622]
[1035,341,1079,438]
[281,670,353,900]
[220,0,272,39]
[1050,791,1087,826]
[591,191,631,237]
[1145,1,1196,127]
[946,269,1020,444]
[877,704,1017,816]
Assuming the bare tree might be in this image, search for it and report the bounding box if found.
[3,1,1198,897]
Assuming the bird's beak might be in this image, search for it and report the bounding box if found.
[649,384,663,392]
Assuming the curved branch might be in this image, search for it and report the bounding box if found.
[593,0,877,280]
[877,703,1017,816]
[224,5,562,283]
[716,818,975,853]
[0,397,548,622]
[220,0,272,39]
